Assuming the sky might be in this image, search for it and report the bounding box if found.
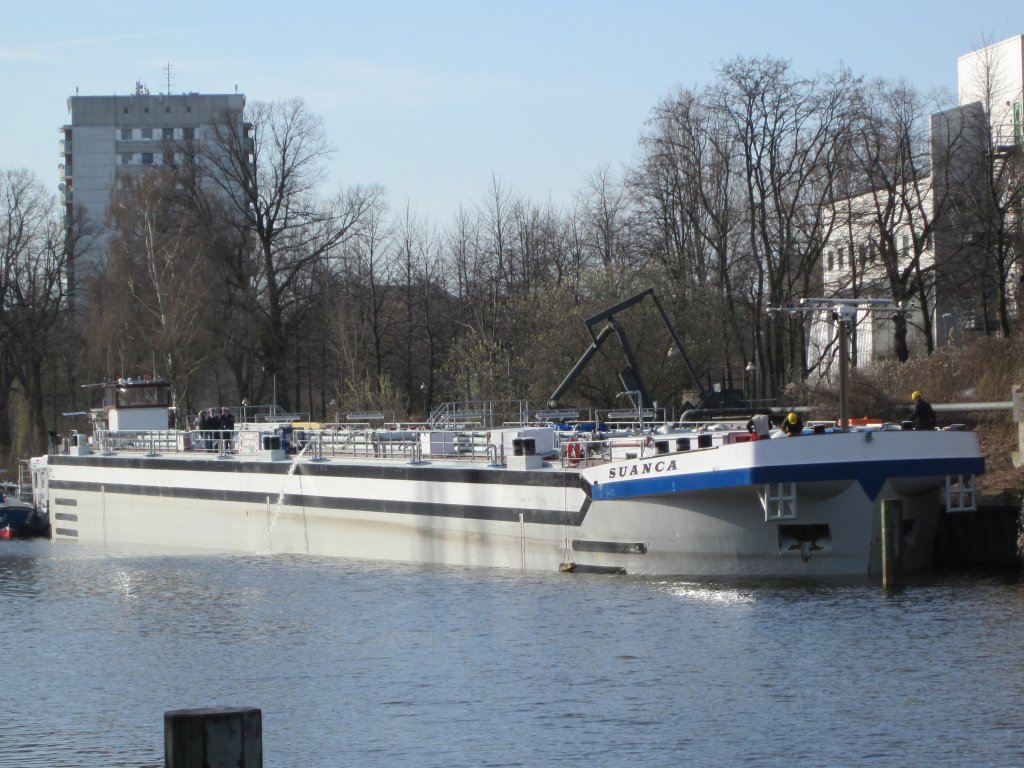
[2,1,1021,225]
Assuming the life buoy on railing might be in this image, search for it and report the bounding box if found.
[566,439,583,465]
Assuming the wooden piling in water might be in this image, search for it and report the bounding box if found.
[881,499,903,588]
[164,706,262,768]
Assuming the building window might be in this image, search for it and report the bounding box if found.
[827,251,834,271]
[141,128,153,140]
[121,128,132,140]
[186,106,192,113]
[837,247,845,270]
[184,127,195,140]
[142,153,154,165]
[868,242,877,263]
[120,153,132,165]
[123,107,129,114]
[902,234,910,257]
[165,106,171,113]
[858,244,866,269]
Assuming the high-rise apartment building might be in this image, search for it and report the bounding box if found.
[59,82,245,276]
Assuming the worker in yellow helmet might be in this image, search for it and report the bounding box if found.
[910,390,936,430]
[781,411,804,436]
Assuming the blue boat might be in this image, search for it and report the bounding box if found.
[0,484,48,539]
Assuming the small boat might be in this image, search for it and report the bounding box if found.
[28,293,985,577]
[0,481,49,539]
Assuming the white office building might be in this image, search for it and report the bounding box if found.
[813,35,1023,377]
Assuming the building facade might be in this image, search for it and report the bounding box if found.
[958,34,1023,149]
[813,35,1023,378]
[60,83,245,280]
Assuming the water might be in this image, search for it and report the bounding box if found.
[2,540,1023,767]
[268,443,311,551]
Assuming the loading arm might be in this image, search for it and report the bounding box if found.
[547,288,712,409]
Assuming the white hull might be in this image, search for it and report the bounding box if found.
[38,427,983,577]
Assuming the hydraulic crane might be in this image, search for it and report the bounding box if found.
[546,288,716,412]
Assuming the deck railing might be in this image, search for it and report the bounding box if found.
[71,418,772,469]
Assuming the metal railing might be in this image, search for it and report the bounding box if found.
[80,425,506,464]
[427,400,538,429]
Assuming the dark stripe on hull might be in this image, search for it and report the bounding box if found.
[572,540,647,555]
[48,479,588,527]
[47,454,582,490]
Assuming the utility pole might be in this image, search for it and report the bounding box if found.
[770,299,911,431]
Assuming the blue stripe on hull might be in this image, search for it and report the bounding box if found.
[590,456,986,501]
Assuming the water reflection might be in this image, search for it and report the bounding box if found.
[656,580,759,605]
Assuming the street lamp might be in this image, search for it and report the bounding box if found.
[745,361,756,406]
[240,398,248,424]
[329,398,338,426]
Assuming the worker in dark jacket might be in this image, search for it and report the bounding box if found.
[781,411,804,436]
[910,390,937,430]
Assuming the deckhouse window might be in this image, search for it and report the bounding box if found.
[110,383,171,408]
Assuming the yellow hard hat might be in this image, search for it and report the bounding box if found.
[786,412,797,424]
[911,390,921,400]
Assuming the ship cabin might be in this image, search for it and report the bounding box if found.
[86,377,174,432]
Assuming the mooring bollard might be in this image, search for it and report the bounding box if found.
[881,499,903,588]
[164,706,262,768]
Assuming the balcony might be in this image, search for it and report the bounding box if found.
[59,139,72,154]
[59,164,72,179]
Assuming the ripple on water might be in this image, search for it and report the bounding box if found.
[2,540,1023,767]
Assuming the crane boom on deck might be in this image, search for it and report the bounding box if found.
[547,288,715,412]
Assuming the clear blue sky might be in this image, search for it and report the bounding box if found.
[2,1,1021,224]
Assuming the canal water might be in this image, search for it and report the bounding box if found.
[2,539,1023,767]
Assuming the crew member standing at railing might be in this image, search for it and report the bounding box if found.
[221,407,235,451]
[198,408,217,450]
[910,390,937,430]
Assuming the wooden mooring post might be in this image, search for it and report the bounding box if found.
[881,499,903,588]
[165,706,262,767]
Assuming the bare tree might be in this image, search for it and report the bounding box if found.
[0,170,71,452]
[634,86,746,393]
[104,172,218,418]
[344,193,397,388]
[393,206,453,415]
[845,79,964,359]
[184,97,378,410]
[631,61,858,399]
